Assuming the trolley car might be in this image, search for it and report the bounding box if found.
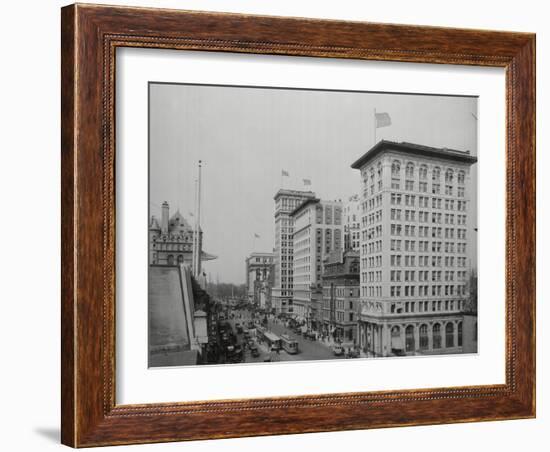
[280,334,299,354]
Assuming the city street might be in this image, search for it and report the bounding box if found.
[265,319,345,362]
[225,308,345,363]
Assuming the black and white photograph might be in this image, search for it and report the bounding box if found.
[147,82,478,368]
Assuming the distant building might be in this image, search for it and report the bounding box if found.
[291,198,344,325]
[271,189,316,314]
[321,250,360,343]
[351,141,478,357]
[149,201,216,267]
[245,252,275,310]
[344,194,361,251]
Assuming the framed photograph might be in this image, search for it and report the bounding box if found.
[61,3,535,447]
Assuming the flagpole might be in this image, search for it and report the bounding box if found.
[197,160,202,276]
[194,180,198,276]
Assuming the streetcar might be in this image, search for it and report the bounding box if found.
[280,334,299,354]
[257,327,282,351]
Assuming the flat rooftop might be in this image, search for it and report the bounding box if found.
[351,140,478,169]
[273,188,316,201]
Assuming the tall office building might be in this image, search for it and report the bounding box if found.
[291,198,343,324]
[344,194,361,251]
[272,189,316,314]
[351,141,477,357]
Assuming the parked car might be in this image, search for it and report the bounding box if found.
[346,348,360,358]
[250,346,260,358]
[332,345,344,356]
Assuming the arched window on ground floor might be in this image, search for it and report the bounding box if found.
[433,323,442,349]
[419,324,429,350]
[405,325,415,352]
[446,322,455,348]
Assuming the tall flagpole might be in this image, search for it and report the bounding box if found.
[195,160,202,277]
[192,179,197,276]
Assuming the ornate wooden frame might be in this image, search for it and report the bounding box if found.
[61,3,536,447]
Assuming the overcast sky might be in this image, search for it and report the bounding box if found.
[149,83,477,284]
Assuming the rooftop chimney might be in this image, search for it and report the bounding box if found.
[161,201,169,234]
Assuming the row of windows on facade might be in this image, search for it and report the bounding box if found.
[387,255,468,267]
[387,225,467,238]
[151,254,186,265]
[322,310,356,323]
[151,243,192,251]
[364,194,383,212]
[363,240,384,254]
[390,194,467,209]
[382,181,466,197]
[388,322,464,350]
[362,255,465,269]
[323,288,359,300]
[390,300,466,316]
[387,239,467,253]
[278,217,294,227]
[362,269,468,284]
[363,180,466,198]
[253,257,272,263]
[390,239,467,252]
[314,205,343,226]
[277,198,305,211]
[389,284,467,297]
[389,209,467,223]
[362,161,466,184]
[386,213,468,228]
[389,270,469,282]
[151,234,195,243]
[364,211,469,228]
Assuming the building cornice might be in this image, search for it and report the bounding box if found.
[351,140,478,169]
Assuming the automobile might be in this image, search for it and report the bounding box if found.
[250,346,260,357]
[346,348,360,358]
[304,331,316,340]
[332,345,344,356]
[263,356,272,362]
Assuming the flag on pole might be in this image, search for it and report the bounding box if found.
[303,178,311,186]
[281,169,290,177]
[254,233,260,238]
[375,112,392,128]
